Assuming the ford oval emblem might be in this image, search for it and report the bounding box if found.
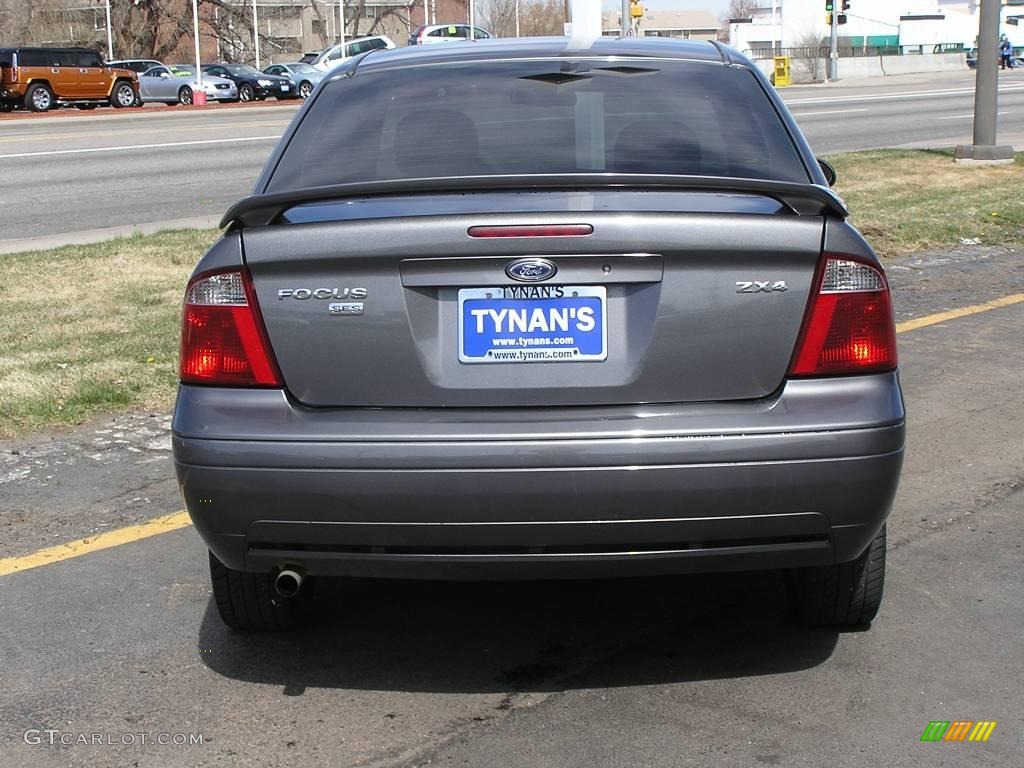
[505,258,557,282]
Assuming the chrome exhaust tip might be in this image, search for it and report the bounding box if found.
[274,568,303,598]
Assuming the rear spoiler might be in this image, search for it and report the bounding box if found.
[220,174,848,229]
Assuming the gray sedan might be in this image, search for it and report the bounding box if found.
[263,62,325,99]
[174,38,904,634]
[138,65,237,105]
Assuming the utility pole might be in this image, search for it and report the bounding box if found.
[338,1,346,48]
[620,0,630,36]
[515,0,520,37]
[955,0,1014,163]
[827,8,838,81]
[104,0,113,60]
[192,0,203,89]
[252,0,261,68]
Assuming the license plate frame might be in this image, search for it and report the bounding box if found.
[458,285,607,364]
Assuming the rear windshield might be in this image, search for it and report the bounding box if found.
[266,59,809,192]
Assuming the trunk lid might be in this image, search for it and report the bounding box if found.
[243,190,823,407]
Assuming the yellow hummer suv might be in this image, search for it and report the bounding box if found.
[0,47,138,112]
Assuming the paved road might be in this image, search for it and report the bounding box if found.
[0,71,1022,250]
[1,245,1021,768]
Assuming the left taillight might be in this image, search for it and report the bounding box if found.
[179,269,282,387]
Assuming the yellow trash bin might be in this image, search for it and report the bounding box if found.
[773,56,791,87]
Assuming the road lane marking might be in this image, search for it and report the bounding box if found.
[938,111,1010,120]
[0,135,279,160]
[895,293,1024,333]
[1,293,1022,576]
[791,108,870,118]
[0,511,191,576]
[0,121,288,144]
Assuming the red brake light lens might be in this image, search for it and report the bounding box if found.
[789,257,898,377]
[179,269,282,386]
[467,224,593,238]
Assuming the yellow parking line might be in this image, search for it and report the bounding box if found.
[0,511,191,577]
[896,293,1024,334]
[0,293,1022,577]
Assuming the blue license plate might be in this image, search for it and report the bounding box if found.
[458,286,607,364]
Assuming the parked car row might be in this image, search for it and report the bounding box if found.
[1,30,494,113]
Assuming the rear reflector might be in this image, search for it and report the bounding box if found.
[789,257,898,377]
[179,269,282,387]
[467,224,593,238]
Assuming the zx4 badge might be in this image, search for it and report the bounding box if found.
[736,280,788,294]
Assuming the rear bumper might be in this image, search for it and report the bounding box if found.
[173,374,905,579]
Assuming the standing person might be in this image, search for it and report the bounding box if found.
[999,36,1013,70]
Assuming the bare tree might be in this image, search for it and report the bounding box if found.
[791,29,827,82]
[518,0,562,37]
[478,0,517,37]
[718,0,757,43]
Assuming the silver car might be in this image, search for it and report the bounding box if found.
[174,39,904,633]
[137,64,237,105]
[262,62,325,99]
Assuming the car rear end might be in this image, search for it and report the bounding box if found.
[0,48,26,108]
[173,41,904,630]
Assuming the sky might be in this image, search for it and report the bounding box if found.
[601,0,731,18]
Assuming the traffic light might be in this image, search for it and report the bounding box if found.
[824,0,833,11]
[825,0,834,25]
[837,14,847,23]
[841,0,850,10]
[825,12,832,25]
[838,0,849,22]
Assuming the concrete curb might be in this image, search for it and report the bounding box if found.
[0,216,222,255]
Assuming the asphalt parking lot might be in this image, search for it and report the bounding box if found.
[1,245,1021,768]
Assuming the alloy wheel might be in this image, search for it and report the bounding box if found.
[33,89,51,111]
[116,83,135,107]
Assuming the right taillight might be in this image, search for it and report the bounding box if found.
[179,269,282,387]
[789,256,898,377]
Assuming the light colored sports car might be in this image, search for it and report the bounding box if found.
[262,62,325,99]
[138,64,237,105]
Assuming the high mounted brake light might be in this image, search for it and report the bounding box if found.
[179,269,282,386]
[467,224,593,238]
[789,256,898,377]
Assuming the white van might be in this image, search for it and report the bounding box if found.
[304,36,396,72]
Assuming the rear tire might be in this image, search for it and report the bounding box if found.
[25,83,53,112]
[788,524,886,627]
[178,86,193,106]
[208,551,308,631]
[298,80,313,99]
[238,83,254,102]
